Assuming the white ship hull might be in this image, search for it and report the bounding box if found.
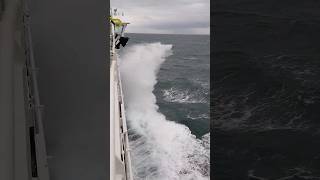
[110,13,133,180]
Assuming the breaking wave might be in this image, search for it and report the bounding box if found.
[119,43,210,180]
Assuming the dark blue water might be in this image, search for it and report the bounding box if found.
[213,0,320,179]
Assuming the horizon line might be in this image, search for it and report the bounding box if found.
[126,32,210,36]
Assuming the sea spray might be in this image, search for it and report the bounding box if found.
[119,43,210,180]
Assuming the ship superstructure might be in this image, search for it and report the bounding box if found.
[110,9,133,180]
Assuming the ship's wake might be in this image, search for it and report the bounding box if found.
[119,43,210,180]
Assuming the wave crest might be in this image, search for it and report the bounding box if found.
[120,43,210,180]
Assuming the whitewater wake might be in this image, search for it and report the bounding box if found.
[119,43,210,180]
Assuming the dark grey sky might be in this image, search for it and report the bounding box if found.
[111,0,210,34]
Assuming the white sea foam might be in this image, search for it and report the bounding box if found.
[163,88,208,104]
[119,43,210,180]
[182,56,198,60]
[187,113,210,120]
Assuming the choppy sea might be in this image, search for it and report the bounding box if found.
[213,0,320,179]
[118,33,210,180]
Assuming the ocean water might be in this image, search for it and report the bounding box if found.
[213,0,320,179]
[118,33,210,180]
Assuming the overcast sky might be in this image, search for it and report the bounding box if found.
[110,0,210,35]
